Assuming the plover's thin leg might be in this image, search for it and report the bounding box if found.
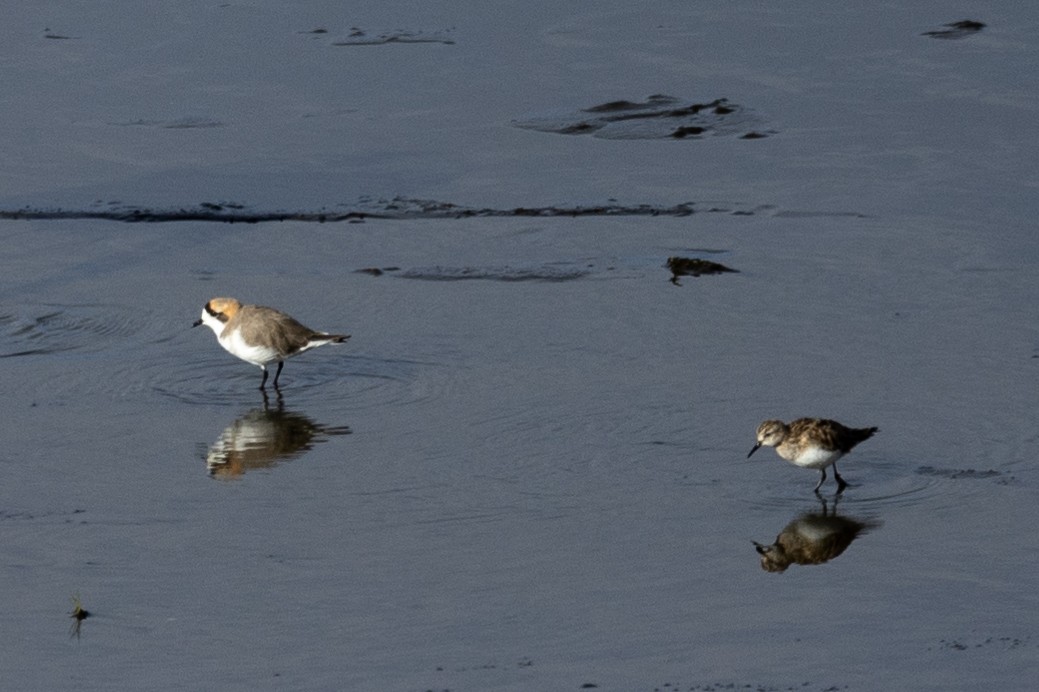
[813,468,827,492]
[272,361,285,388]
[833,463,848,493]
[259,366,269,390]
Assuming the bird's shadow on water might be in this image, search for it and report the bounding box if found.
[202,389,351,478]
[751,495,882,573]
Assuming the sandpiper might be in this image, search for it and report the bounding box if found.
[747,418,878,493]
[193,297,350,389]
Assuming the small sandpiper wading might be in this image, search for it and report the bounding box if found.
[748,418,878,493]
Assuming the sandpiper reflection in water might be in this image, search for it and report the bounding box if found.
[753,498,880,573]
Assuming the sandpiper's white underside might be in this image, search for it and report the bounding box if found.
[781,446,843,469]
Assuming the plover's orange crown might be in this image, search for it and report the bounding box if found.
[203,297,242,326]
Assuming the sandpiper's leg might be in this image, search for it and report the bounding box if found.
[259,366,269,390]
[272,361,285,388]
[833,463,848,493]
[813,468,827,493]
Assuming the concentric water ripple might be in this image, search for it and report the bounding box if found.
[0,303,145,358]
[0,301,456,412]
[132,348,456,411]
[743,459,945,513]
[741,453,1023,514]
[2,304,462,410]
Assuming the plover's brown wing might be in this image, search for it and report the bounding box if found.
[236,306,314,357]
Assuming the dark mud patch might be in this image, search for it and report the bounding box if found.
[922,20,985,39]
[666,256,738,285]
[0,198,868,224]
[360,255,745,283]
[772,210,871,219]
[0,508,86,522]
[360,264,592,282]
[433,657,534,674]
[197,201,246,212]
[326,27,455,46]
[354,267,399,277]
[108,117,225,129]
[513,95,771,140]
[643,682,849,691]
[0,198,750,223]
[916,465,1017,484]
[930,634,1033,652]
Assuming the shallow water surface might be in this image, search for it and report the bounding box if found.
[1,212,1036,692]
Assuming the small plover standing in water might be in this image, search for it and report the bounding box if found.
[193,297,350,389]
[747,418,878,493]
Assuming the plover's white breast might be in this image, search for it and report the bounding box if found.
[220,328,281,367]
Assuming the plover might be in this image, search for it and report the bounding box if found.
[193,297,350,389]
[747,418,878,493]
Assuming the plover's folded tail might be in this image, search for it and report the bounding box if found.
[317,333,350,344]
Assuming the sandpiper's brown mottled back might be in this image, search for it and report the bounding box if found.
[748,418,878,493]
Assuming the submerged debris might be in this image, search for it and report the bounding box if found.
[666,256,738,285]
[69,593,90,639]
[354,267,400,276]
[513,95,769,140]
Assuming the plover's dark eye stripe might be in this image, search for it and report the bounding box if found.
[204,303,229,322]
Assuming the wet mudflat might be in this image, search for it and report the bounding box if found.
[3,211,1036,691]
[1,2,1038,691]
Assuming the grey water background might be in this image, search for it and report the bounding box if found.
[2,2,1038,690]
